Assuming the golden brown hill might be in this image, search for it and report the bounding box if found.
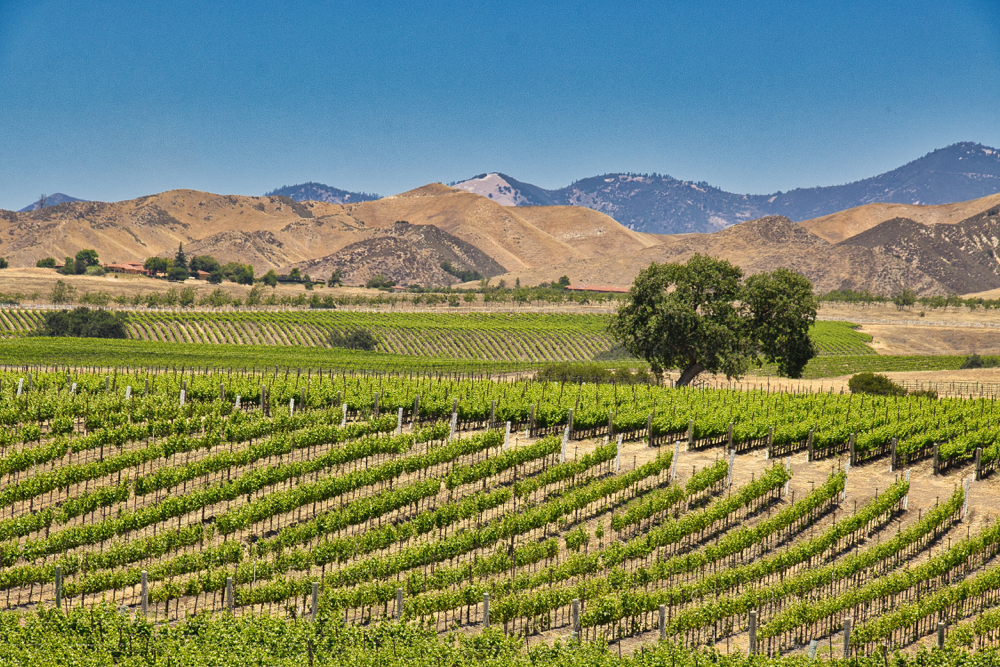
[0,185,648,286]
[489,216,948,296]
[800,192,1000,243]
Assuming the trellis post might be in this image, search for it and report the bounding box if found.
[397,407,403,434]
[141,571,148,616]
[396,588,403,621]
[483,592,490,628]
[311,582,319,621]
[659,604,666,641]
[226,577,234,613]
[843,617,852,657]
[55,566,62,610]
[572,598,580,636]
[748,610,757,655]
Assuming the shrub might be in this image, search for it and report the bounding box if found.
[959,354,1000,370]
[49,280,77,304]
[848,372,907,397]
[84,265,105,276]
[39,307,128,338]
[0,257,8,269]
[365,274,396,289]
[167,266,189,282]
[327,328,379,352]
[36,257,56,268]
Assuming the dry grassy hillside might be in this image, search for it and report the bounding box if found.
[0,185,646,286]
[800,192,1000,243]
[491,216,948,296]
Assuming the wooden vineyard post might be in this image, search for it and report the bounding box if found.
[903,469,910,510]
[933,442,940,475]
[310,582,319,621]
[289,398,295,417]
[608,412,615,439]
[748,610,757,655]
[226,577,234,613]
[727,422,734,450]
[567,408,574,440]
[785,457,792,497]
[890,438,898,472]
[395,588,403,621]
[659,604,666,641]
[975,447,983,481]
[726,449,736,488]
[962,478,970,519]
[341,403,347,428]
[141,571,148,616]
[489,400,496,430]
[686,419,694,451]
[647,414,653,446]
[572,598,580,637]
[374,392,380,418]
[412,395,420,428]
[670,440,680,482]
[219,383,225,401]
[483,592,490,628]
[396,407,403,435]
[54,566,62,610]
[615,434,623,473]
[806,428,814,461]
[843,617,852,657]
[562,426,569,463]
[937,621,946,648]
[449,406,458,441]
[504,422,511,451]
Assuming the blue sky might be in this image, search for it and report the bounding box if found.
[1,0,998,210]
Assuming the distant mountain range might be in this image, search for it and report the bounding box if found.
[18,193,88,212]
[16,141,1000,235]
[447,143,1000,234]
[264,182,380,205]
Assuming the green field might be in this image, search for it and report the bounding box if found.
[0,309,874,363]
[0,369,999,665]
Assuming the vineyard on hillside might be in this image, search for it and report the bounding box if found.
[1,367,999,665]
[0,309,874,361]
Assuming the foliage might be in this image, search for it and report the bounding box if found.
[0,257,8,269]
[328,328,380,351]
[440,261,484,283]
[49,280,76,304]
[36,257,57,268]
[167,266,189,282]
[84,264,105,276]
[38,307,129,338]
[188,254,220,274]
[144,256,169,276]
[74,249,99,274]
[366,273,397,289]
[261,269,278,287]
[848,371,907,396]
[609,255,817,385]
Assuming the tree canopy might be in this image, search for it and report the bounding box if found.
[607,254,818,386]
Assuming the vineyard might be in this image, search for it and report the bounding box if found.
[1,366,1000,666]
[0,309,873,362]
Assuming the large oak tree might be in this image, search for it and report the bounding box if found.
[608,255,818,386]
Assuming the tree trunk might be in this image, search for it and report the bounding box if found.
[676,362,705,387]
